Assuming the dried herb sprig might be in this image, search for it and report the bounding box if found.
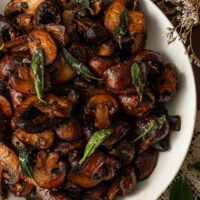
[165,0,200,67]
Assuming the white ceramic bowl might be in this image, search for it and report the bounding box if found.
[0,0,197,199]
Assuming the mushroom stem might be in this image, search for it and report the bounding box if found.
[95,105,110,128]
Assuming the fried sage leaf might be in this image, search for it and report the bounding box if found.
[133,115,167,143]
[169,179,192,200]
[19,148,33,178]
[79,129,113,165]
[62,48,102,82]
[115,11,128,49]
[131,63,144,101]
[31,48,45,102]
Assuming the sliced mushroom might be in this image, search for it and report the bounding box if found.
[90,0,103,16]
[75,18,109,45]
[50,52,76,85]
[85,94,118,128]
[103,121,130,147]
[37,188,71,200]
[37,24,69,46]
[14,129,54,149]
[4,0,45,18]
[9,181,34,197]
[103,62,135,94]
[134,115,170,150]
[16,14,33,32]
[11,96,65,133]
[28,29,57,65]
[8,66,35,94]
[0,15,22,43]
[55,119,82,141]
[0,51,31,79]
[154,64,178,103]
[134,148,158,181]
[54,139,86,156]
[89,56,113,77]
[98,40,116,57]
[0,144,20,185]
[33,151,67,188]
[0,95,13,119]
[109,139,135,165]
[67,152,120,188]
[34,2,61,25]
[119,92,155,117]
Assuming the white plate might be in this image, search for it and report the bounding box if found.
[0,0,197,199]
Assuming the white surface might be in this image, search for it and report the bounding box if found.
[0,0,197,199]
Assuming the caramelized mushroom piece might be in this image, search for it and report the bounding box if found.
[11,96,65,133]
[103,121,130,147]
[9,181,34,197]
[0,51,31,78]
[90,0,103,16]
[28,29,57,65]
[33,151,67,188]
[89,56,113,77]
[75,18,109,45]
[68,152,120,188]
[16,14,33,32]
[152,135,170,152]
[37,24,69,46]
[4,0,44,18]
[54,139,85,156]
[134,148,158,181]
[37,188,70,200]
[0,16,22,43]
[50,53,76,85]
[0,144,20,185]
[55,118,82,141]
[154,64,178,103]
[0,95,13,119]
[109,139,135,165]
[14,129,54,149]
[34,2,61,25]
[134,115,170,150]
[8,66,35,94]
[85,94,118,128]
[103,62,135,94]
[119,92,155,117]
[98,40,116,57]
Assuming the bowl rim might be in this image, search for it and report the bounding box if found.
[145,0,197,199]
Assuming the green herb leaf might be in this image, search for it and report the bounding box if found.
[170,179,192,200]
[115,11,128,49]
[19,148,33,178]
[75,0,90,9]
[31,48,45,102]
[62,48,102,82]
[131,63,144,101]
[133,115,166,143]
[79,129,113,165]
[192,162,200,171]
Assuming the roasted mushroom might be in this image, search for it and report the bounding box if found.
[55,118,82,141]
[33,151,67,188]
[103,62,135,94]
[0,51,31,78]
[16,14,33,32]
[119,92,155,117]
[14,129,54,149]
[28,29,57,65]
[75,18,109,45]
[0,144,20,185]
[85,94,118,128]
[134,148,158,181]
[89,56,113,77]
[0,95,13,119]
